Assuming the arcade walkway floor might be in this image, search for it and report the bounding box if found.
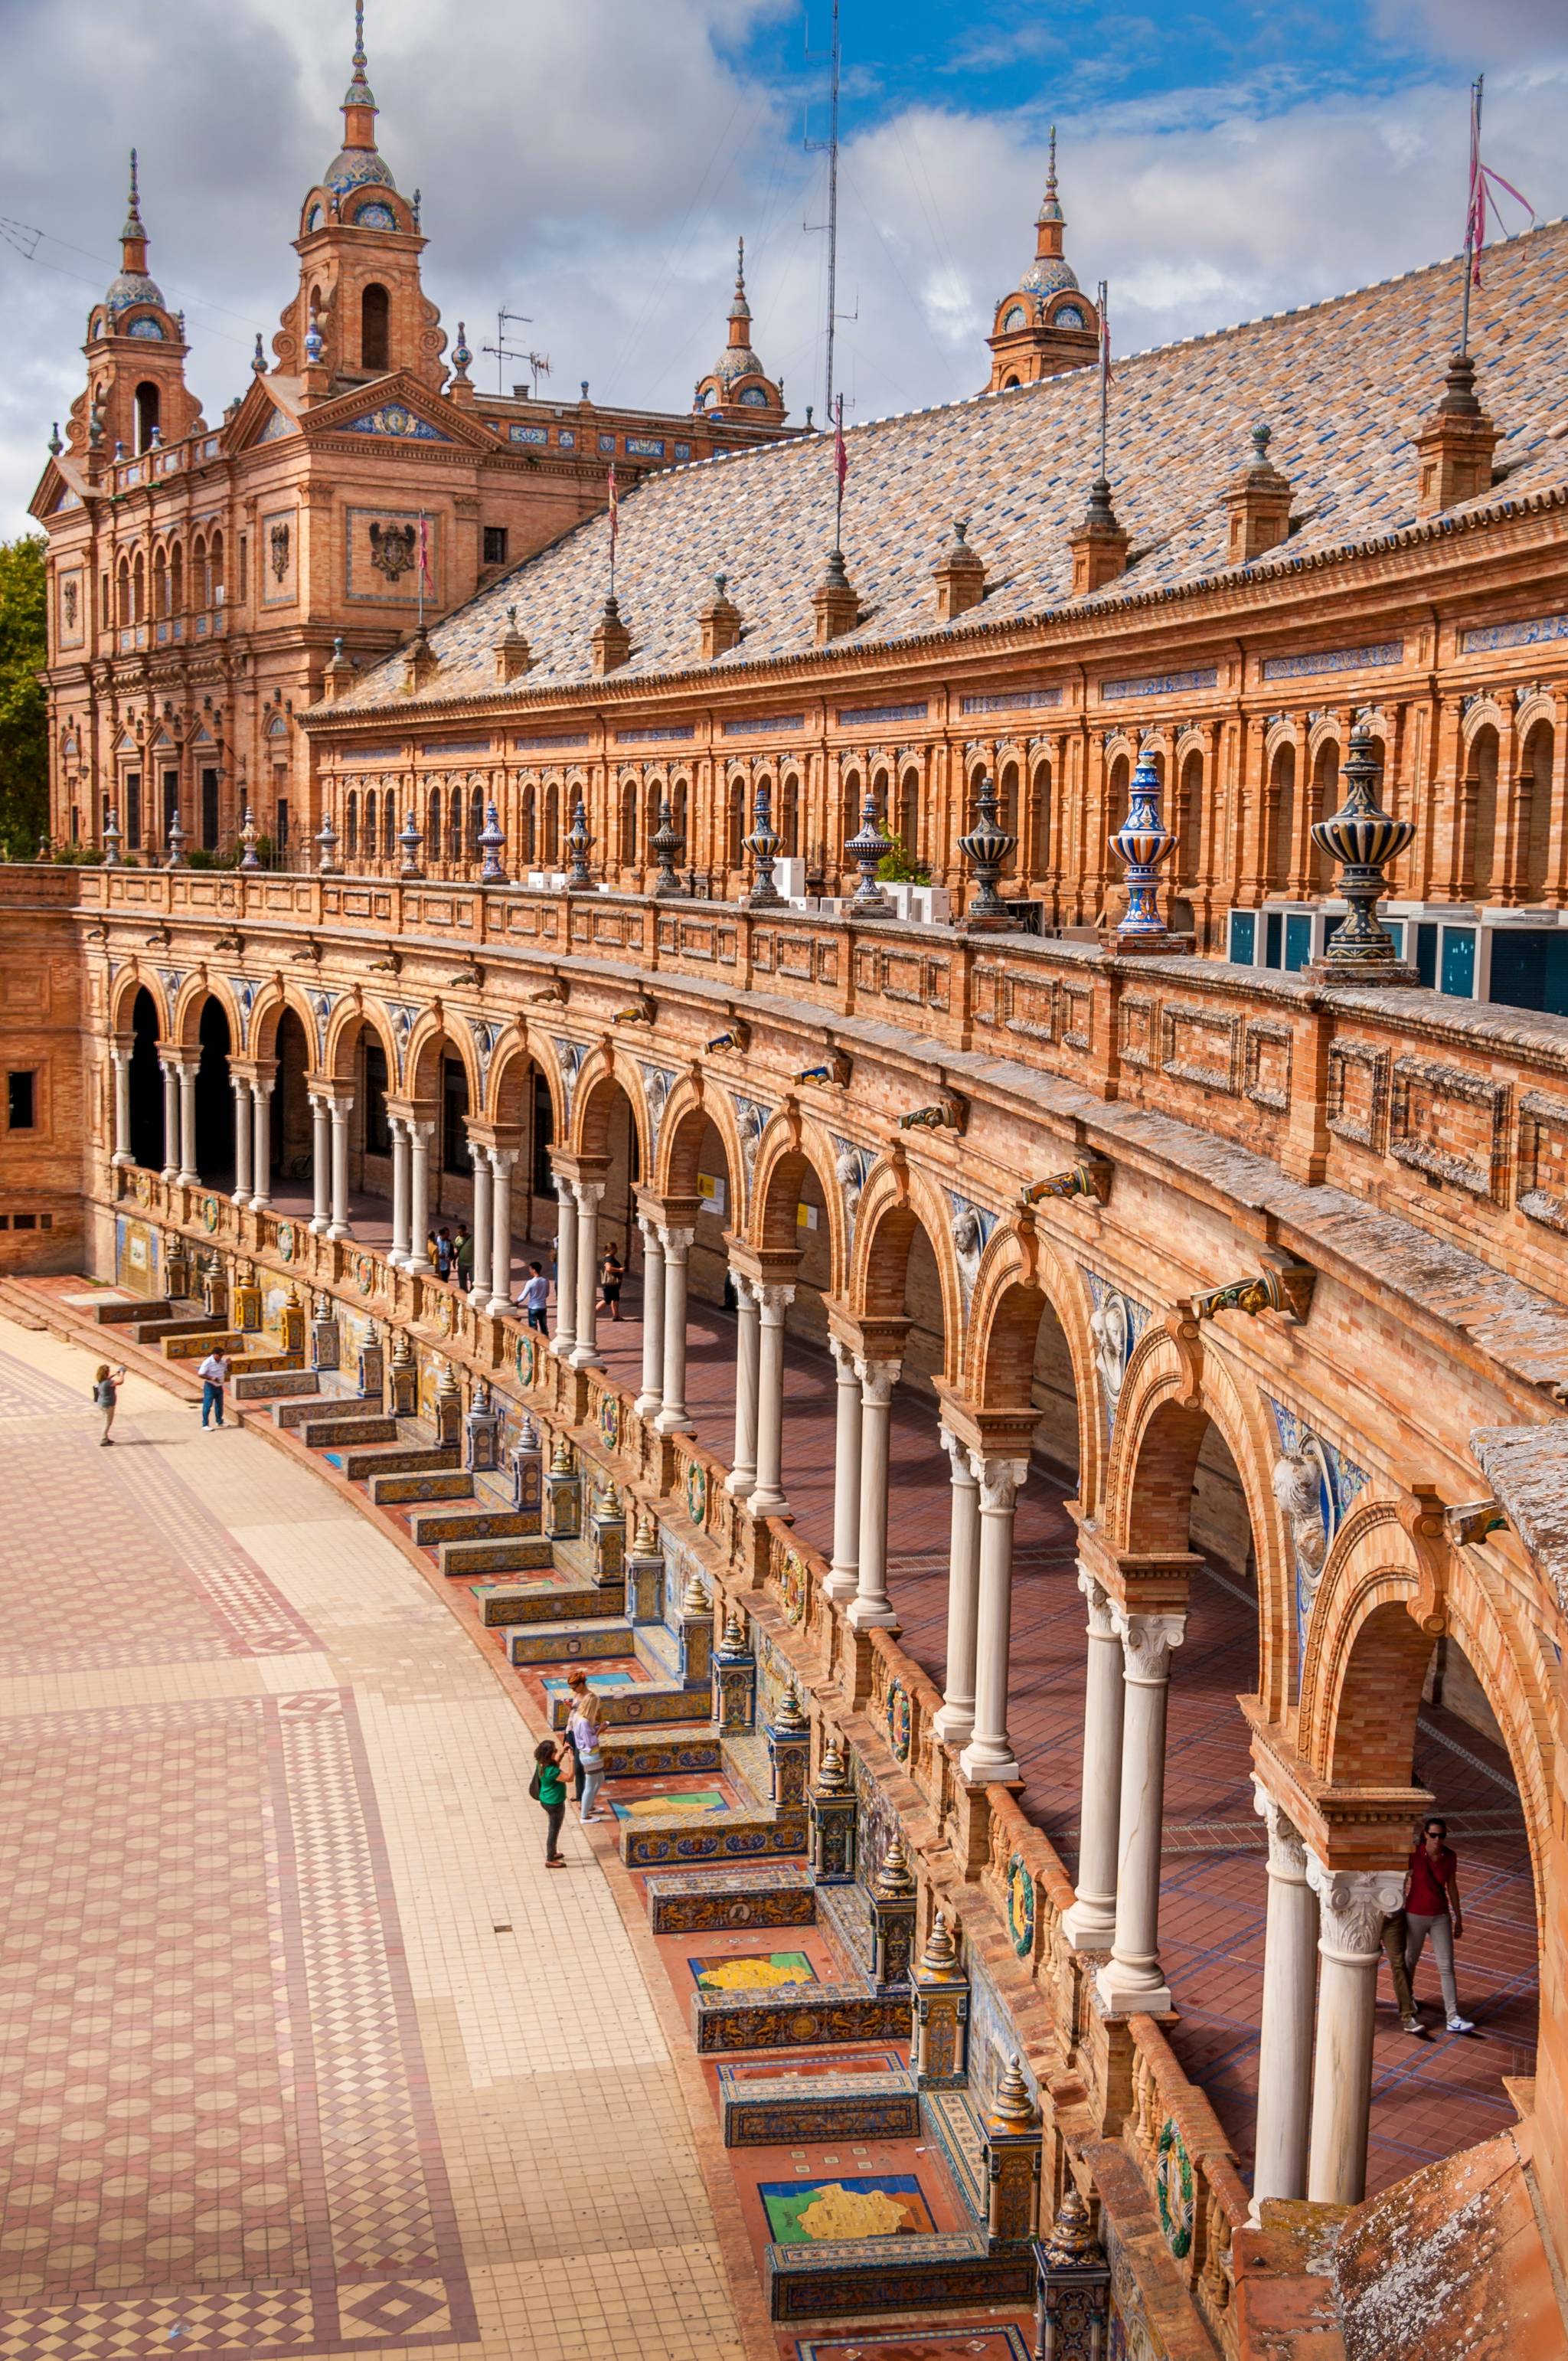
[0,1316,754,2361]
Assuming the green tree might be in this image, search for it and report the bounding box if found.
[0,535,48,860]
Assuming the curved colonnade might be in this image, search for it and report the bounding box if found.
[83,865,1564,2337]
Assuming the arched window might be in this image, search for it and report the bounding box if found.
[998,761,1020,874]
[208,531,224,607]
[522,786,537,866]
[446,789,462,863]
[152,546,169,616]
[781,771,800,858]
[346,791,359,859]
[1106,753,1130,841]
[898,769,919,865]
[672,778,688,855]
[116,556,132,626]
[620,780,638,865]
[382,793,396,858]
[170,542,184,613]
[1468,725,1499,899]
[361,283,390,372]
[841,768,861,855]
[1524,719,1554,901]
[468,784,484,859]
[645,780,663,854]
[1266,744,1295,889]
[134,381,160,455]
[1027,760,1051,875]
[426,786,441,863]
[132,552,145,625]
[544,783,560,865]
[727,780,745,868]
[364,790,377,859]
[1176,749,1204,888]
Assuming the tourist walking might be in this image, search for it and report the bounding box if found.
[567,1688,608,1823]
[454,1224,474,1289]
[1404,1814,1475,2033]
[560,1666,593,1801]
[93,1362,126,1446]
[519,1261,550,1333]
[197,1346,232,1429]
[599,1244,624,1323]
[432,1226,456,1281]
[529,1738,568,1866]
[1380,1908,1423,2035]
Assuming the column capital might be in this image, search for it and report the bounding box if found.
[1305,1856,1406,1964]
[756,1282,795,1319]
[488,1146,518,1179]
[308,1075,357,1113]
[659,1224,696,1258]
[939,1423,979,1485]
[572,1176,606,1213]
[967,1451,1029,1509]
[828,1334,860,1378]
[854,1355,902,1404]
[1111,1607,1186,1682]
[729,1268,760,1310]
[638,1210,665,1248]
[1076,1561,1117,1638]
[160,1048,199,1076]
[1252,1776,1309,1881]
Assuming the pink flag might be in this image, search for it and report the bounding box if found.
[1467,83,1534,287]
[832,395,848,495]
[607,463,619,562]
[417,513,430,579]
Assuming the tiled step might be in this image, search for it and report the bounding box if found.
[234,1368,321,1402]
[129,1313,212,1344]
[720,2066,918,2147]
[162,1329,246,1360]
[349,1443,460,1487]
[547,1683,708,1732]
[496,1615,630,1655]
[602,1730,723,1780]
[438,1535,553,1580]
[764,2230,1033,2323]
[691,1980,905,2055]
[272,1395,362,1431]
[368,1467,472,1507]
[646,1864,815,1934]
[308,1414,399,1451]
[623,1807,808,1873]
[94,1297,175,1326]
[408,1506,541,1550]
[493,1588,612,1643]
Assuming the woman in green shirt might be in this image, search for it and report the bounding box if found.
[531,1740,567,1866]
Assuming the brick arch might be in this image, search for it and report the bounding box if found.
[108,964,170,1039]
[322,999,400,1089]
[1514,690,1559,740]
[1263,715,1301,764]
[570,1048,650,1176]
[848,1159,964,1384]
[1460,695,1508,748]
[1106,1322,1292,1717]
[248,979,328,1068]
[405,1012,482,1106]
[749,1114,847,1294]
[488,1028,563,1132]
[1305,713,1342,763]
[170,974,240,1053]
[656,1077,743,1213]
[964,1222,1103,1512]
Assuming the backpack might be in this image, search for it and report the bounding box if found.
[527,1766,544,1802]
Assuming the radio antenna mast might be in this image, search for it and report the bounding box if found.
[804,0,843,423]
[482,304,533,394]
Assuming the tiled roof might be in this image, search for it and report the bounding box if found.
[328,221,1568,715]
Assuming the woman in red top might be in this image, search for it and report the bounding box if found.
[1403,1817,1475,2034]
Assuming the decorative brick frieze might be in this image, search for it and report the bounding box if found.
[1118,992,1158,1072]
[1243,1019,1292,1111]
[1517,1090,1568,1232]
[1389,1055,1511,1199]
[1326,1041,1390,1151]
[1160,1002,1243,1095]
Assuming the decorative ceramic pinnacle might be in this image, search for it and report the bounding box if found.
[774,1680,808,1733]
[651,795,685,898]
[452,322,472,375]
[564,796,596,893]
[958,771,1016,924]
[239,809,260,871]
[1309,724,1416,976]
[477,800,508,883]
[719,1604,748,1655]
[315,813,341,875]
[252,333,266,374]
[872,1833,916,1901]
[397,809,423,877]
[744,778,785,909]
[918,1910,960,1976]
[845,786,894,916]
[991,2054,1038,2129]
[390,1326,412,1364]
[164,808,187,869]
[1042,2183,1098,2264]
[1109,750,1174,944]
[599,1478,622,1520]
[634,1506,659,1554]
[813,1736,851,1794]
[680,1567,710,1618]
[550,1435,574,1474]
[435,1355,459,1397]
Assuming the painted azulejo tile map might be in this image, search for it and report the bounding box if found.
[760,2176,938,2244]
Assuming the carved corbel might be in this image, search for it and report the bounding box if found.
[707,1019,751,1054]
[213,930,243,955]
[529,979,568,1006]
[449,963,483,989]
[897,1091,968,1136]
[793,1050,851,1087]
[369,951,402,974]
[87,924,109,945]
[1443,1498,1508,1548]
[612,992,655,1025]
[1189,1251,1315,1325]
[291,936,322,966]
[1161,1308,1204,1407]
[145,924,172,949]
[782,1097,802,1148]
[1401,1485,1450,1633]
[1018,1155,1111,1208]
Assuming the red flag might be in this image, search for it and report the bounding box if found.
[416,513,430,579]
[1099,281,1112,381]
[832,395,848,495]
[1466,81,1534,288]
[606,463,619,563]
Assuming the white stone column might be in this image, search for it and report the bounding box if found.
[726,1274,761,1496]
[1251,1784,1320,2210]
[249,1080,272,1212]
[110,1049,133,1166]
[654,1225,694,1434]
[487,1149,516,1316]
[748,1282,794,1519]
[469,1150,494,1305]
[822,1336,863,1605]
[932,1426,981,1748]
[406,1121,434,1274]
[328,1100,353,1240]
[635,1215,665,1418]
[1096,1609,1187,2016]
[387,1117,411,1266]
[958,1454,1027,1785]
[231,1076,254,1207]
[1305,1859,1405,2207]
[308,1097,331,1233]
[551,1179,579,1359]
[570,1179,605,1369]
[177,1061,198,1185]
[1063,1571,1128,1950]
[845,1356,900,1632]
[160,1060,181,1182]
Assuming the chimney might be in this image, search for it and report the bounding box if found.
[699,573,743,660]
[495,607,531,683]
[591,594,632,675]
[324,636,357,701]
[1414,353,1499,518]
[1223,420,1293,564]
[1067,477,1129,596]
[812,546,859,646]
[403,624,439,692]
[933,517,986,620]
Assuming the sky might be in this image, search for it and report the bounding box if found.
[2,0,1566,536]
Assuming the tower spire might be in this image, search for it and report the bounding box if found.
[728,237,751,347]
[121,149,148,275]
[1036,124,1065,262]
[341,0,379,151]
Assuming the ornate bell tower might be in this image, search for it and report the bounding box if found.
[693,240,786,423]
[65,152,203,464]
[985,130,1099,392]
[271,2,446,400]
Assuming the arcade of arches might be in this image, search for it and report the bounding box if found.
[4,852,1545,2361]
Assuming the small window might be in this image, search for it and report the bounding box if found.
[482,526,508,566]
[8,1073,37,1131]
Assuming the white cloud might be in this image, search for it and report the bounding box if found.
[1,1,1566,536]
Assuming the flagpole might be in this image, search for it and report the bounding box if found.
[606,462,619,603]
[1097,280,1109,480]
[833,394,845,551]
[1460,74,1483,355]
[417,512,426,630]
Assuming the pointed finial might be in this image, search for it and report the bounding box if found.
[128,148,142,221]
[1048,124,1057,192]
[991,2053,1039,2130]
[252,332,266,374]
[452,321,472,376]
[720,1602,747,1655]
[737,234,745,283]
[918,1909,960,1975]
[354,0,366,68]
[680,1566,709,1618]
[1250,418,1272,466]
[813,1735,851,1794]
[774,1680,808,1733]
[47,423,61,457]
[872,1832,916,1900]
[634,1505,658,1553]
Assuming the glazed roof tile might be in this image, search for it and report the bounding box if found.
[328,221,1568,716]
